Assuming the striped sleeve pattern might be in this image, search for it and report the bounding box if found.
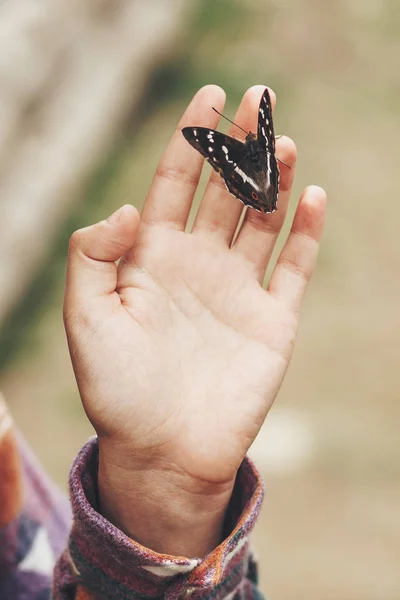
[0,394,71,600]
[54,439,265,600]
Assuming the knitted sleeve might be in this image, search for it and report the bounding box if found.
[54,438,265,600]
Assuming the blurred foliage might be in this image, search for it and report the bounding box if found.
[0,151,125,369]
[0,0,253,368]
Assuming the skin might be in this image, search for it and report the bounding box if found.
[63,85,327,558]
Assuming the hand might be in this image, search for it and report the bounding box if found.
[64,85,326,556]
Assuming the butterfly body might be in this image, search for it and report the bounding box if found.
[182,88,279,214]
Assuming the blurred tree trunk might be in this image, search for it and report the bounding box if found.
[0,0,190,326]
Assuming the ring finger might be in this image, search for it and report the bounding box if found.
[232,135,297,283]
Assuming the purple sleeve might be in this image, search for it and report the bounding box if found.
[54,438,265,599]
[0,398,71,600]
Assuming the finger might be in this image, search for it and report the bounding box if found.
[231,136,297,282]
[64,205,140,321]
[268,186,327,313]
[192,85,276,245]
[141,85,226,230]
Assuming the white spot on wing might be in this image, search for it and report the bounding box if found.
[222,145,235,164]
[266,152,271,180]
[208,146,213,152]
[235,167,261,192]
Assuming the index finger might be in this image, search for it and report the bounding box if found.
[140,85,226,231]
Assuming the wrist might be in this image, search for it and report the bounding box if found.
[97,442,235,557]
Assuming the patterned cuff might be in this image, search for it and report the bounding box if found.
[67,438,264,599]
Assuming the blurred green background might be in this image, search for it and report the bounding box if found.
[1,1,399,598]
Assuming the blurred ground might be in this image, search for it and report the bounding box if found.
[1,1,400,598]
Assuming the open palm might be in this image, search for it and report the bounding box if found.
[64,85,326,508]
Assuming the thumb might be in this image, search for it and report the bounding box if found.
[64,205,140,317]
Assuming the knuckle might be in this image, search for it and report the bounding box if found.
[155,162,199,188]
[280,257,311,282]
[209,171,228,193]
[247,212,284,235]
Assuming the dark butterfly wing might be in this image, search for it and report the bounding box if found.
[182,98,280,215]
[246,87,279,213]
[257,88,276,154]
[222,88,279,213]
[226,157,278,214]
[263,151,279,213]
[182,126,271,211]
[182,127,246,179]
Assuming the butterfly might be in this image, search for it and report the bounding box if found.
[182,88,281,214]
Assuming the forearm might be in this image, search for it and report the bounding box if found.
[98,443,234,557]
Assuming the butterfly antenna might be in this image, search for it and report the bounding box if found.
[212,107,249,135]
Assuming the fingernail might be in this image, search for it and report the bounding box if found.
[307,185,327,201]
[107,207,123,224]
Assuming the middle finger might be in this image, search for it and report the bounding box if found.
[191,85,276,246]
